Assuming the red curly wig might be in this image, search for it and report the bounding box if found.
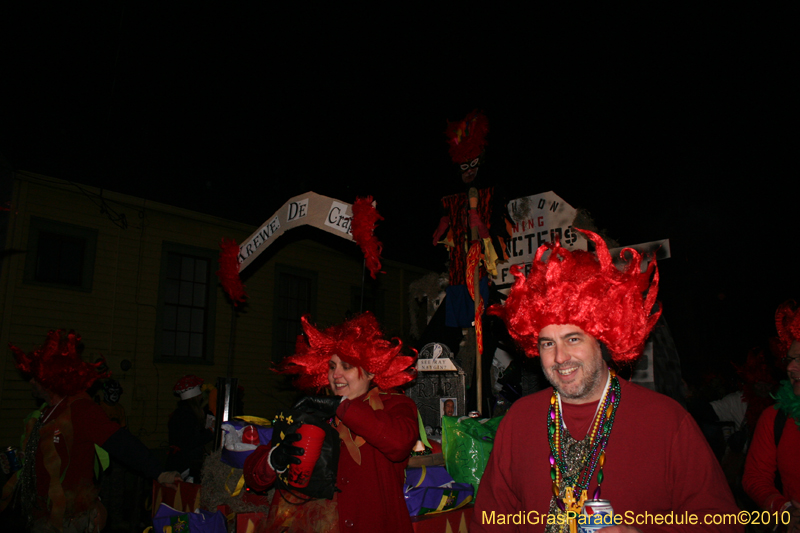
[488,229,661,364]
[10,330,109,398]
[278,312,416,393]
[774,300,800,358]
[445,110,489,164]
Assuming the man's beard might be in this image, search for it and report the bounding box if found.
[542,359,605,402]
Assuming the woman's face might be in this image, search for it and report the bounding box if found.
[328,354,373,398]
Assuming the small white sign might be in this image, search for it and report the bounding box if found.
[325,200,352,235]
[417,342,458,371]
[417,358,458,372]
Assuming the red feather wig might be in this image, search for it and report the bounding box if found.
[10,330,109,398]
[445,110,489,164]
[488,229,661,364]
[278,312,416,393]
[774,300,800,358]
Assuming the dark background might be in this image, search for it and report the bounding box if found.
[1,4,796,382]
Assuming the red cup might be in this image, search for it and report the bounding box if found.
[242,425,260,445]
[287,424,326,488]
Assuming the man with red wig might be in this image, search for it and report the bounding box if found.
[471,230,741,533]
[743,301,800,533]
[1,330,179,532]
[244,311,418,532]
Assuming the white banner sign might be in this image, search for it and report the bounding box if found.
[238,192,353,272]
[494,191,585,288]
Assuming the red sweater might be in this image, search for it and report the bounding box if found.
[471,378,742,532]
[244,390,418,533]
[743,405,800,513]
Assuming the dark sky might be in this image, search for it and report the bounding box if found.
[1,5,796,378]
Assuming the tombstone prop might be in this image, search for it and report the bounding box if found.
[406,342,466,433]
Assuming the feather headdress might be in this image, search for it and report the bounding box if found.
[445,110,489,164]
[278,312,416,393]
[11,330,109,397]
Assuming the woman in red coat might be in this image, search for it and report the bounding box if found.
[244,312,418,533]
[743,301,800,533]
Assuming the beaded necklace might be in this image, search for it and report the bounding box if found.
[548,369,621,511]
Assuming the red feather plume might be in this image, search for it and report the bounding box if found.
[217,238,247,306]
[351,196,384,279]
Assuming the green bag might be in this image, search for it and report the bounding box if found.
[441,414,504,493]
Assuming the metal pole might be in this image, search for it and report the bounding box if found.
[468,187,482,415]
[213,377,238,451]
[227,305,237,378]
[360,258,366,313]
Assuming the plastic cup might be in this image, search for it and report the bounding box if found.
[287,424,326,488]
[242,425,260,445]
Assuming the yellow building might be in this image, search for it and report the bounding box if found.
[0,171,431,449]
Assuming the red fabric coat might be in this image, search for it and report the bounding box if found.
[743,405,800,512]
[471,378,742,532]
[244,390,418,532]
[34,393,120,527]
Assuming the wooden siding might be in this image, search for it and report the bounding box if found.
[0,173,432,450]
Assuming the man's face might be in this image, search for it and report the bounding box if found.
[538,324,608,404]
[443,400,455,417]
[786,341,800,396]
[30,379,51,403]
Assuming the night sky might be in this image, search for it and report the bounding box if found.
[1,5,796,381]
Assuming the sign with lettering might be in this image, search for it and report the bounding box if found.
[324,200,353,236]
[417,342,458,372]
[238,192,354,272]
[495,191,585,288]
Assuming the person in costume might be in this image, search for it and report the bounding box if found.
[95,379,126,427]
[742,301,800,533]
[93,378,128,529]
[431,110,514,410]
[712,351,777,448]
[1,330,179,533]
[243,312,418,533]
[165,374,215,483]
[471,230,741,533]
[433,110,513,279]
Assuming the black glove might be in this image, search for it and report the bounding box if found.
[293,395,343,419]
[269,432,304,472]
